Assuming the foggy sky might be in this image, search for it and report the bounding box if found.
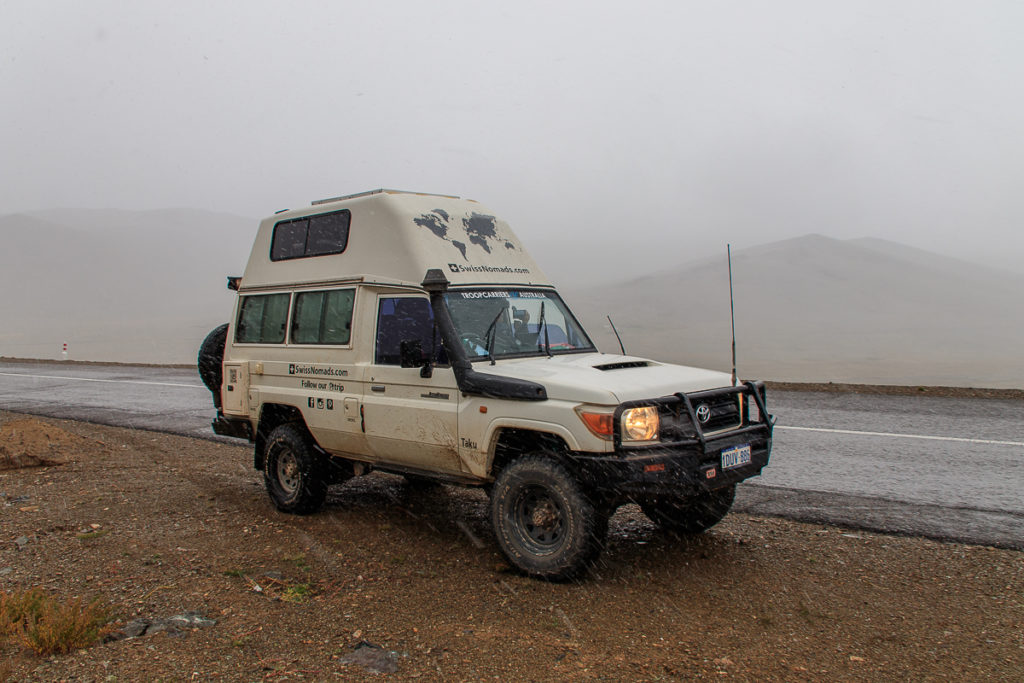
[2,1,1022,272]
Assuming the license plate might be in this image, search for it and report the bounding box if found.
[721,444,752,470]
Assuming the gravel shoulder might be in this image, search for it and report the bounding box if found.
[2,413,1022,681]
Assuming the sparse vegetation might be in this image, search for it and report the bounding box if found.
[283,553,310,571]
[281,583,311,603]
[0,588,113,656]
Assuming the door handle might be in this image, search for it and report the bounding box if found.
[371,385,386,393]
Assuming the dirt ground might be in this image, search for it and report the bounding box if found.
[1,412,1021,682]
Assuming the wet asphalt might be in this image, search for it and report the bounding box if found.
[1,360,1021,549]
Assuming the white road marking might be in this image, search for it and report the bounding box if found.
[777,425,1024,447]
[0,371,203,390]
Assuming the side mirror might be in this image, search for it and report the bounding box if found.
[402,338,435,378]
[400,339,433,378]
[399,339,423,368]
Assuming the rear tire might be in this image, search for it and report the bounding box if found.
[198,324,228,409]
[491,455,607,581]
[263,423,328,514]
[641,484,736,535]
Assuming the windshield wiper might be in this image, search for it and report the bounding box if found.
[537,301,552,358]
[483,307,504,365]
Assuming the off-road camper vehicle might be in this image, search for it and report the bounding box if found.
[199,189,773,580]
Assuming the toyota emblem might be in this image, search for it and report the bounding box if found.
[695,403,711,424]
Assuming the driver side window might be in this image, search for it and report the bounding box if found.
[374,297,447,366]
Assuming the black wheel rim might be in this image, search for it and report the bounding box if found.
[512,484,565,553]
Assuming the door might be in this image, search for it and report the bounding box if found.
[361,295,462,474]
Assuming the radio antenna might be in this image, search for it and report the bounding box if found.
[728,244,737,386]
[607,315,626,355]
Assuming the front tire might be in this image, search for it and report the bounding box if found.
[263,424,328,514]
[490,456,607,581]
[641,484,736,535]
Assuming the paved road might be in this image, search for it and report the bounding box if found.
[750,391,1023,551]
[1,360,1021,549]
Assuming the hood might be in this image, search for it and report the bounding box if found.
[479,352,734,405]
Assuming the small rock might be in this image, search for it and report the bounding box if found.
[117,612,215,640]
[168,612,217,629]
[122,620,151,638]
[15,536,29,548]
[340,641,399,674]
[0,567,13,576]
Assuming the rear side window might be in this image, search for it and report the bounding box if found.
[292,289,356,345]
[271,210,351,261]
[236,293,290,343]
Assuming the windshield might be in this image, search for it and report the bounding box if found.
[444,289,595,361]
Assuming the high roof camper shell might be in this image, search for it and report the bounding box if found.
[240,189,550,291]
[198,189,774,580]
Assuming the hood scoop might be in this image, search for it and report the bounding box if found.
[593,360,651,371]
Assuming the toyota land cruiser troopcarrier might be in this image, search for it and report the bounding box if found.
[198,189,774,580]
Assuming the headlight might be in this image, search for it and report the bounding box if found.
[622,406,659,441]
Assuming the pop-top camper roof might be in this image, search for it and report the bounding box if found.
[239,190,552,291]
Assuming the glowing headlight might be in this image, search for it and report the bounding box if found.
[621,406,659,441]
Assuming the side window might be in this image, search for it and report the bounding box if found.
[271,210,350,261]
[307,212,349,255]
[292,289,355,345]
[236,293,290,344]
[270,220,308,261]
[375,297,446,365]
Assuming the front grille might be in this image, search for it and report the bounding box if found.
[691,394,742,433]
[659,407,699,441]
[656,393,743,442]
